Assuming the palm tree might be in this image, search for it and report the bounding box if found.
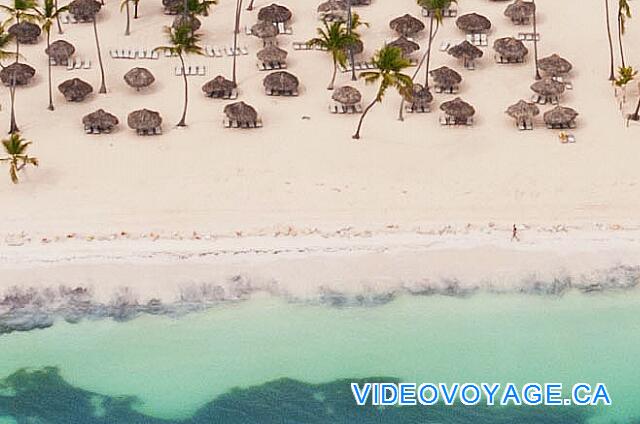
[154,23,203,127]
[0,132,38,184]
[121,0,132,35]
[399,0,453,121]
[532,0,540,79]
[352,46,413,140]
[54,0,63,33]
[32,0,68,110]
[615,65,637,106]
[308,21,358,90]
[617,0,631,68]
[605,0,616,80]
[0,0,38,62]
[232,0,243,87]
[133,0,140,18]
[92,9,107,93]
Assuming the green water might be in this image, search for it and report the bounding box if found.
[1,292,639,423]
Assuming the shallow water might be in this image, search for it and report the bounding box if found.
[1,291,639,423]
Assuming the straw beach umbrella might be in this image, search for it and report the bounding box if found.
[332,85,361,105]
[172,15,201,31]
[387,36,420,57]
[263,71,299,94]
[389,14,425,37]
[430,66,462,91]
[405,83,433,109]
[202,75,236,97]
[543,106,578,128]
[82,109,119,133]
[0,63,36,86]
[493,37,528,62]
[127,109,162,132]
[447,41,483,68]
[258,3,292,23]
[506,100,539,126]
[8,22,41,44]
[504,0,535,25]
[224,101,259,126]
[440,97,475,123]
[58,78,93,101]
[251,21,278,46]
[530,77,565,100]
[317,0,348,21]
[162,0,181,14]
[456,13,492,33]
[45,40,75,65]
[68,0,101,22]
[538,54,573,77]
[124,67,155,91]
[257,45,288,65]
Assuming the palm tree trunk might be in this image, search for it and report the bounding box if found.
[424,14,434,87]
[177,52,188,126]
[605,0,615,80]
[352,97,378,140]
[617,13,626,68]
[93,17,107,94]
[246,0,255,11]
[46,30,54,111]
[9,78,18,134]
[328,57,337,90]
[125,1,131,36]
[134,0,139,18]
[532,0,540,79]
[631,96,640,120]
[346,0,356,82]
[55,0,63,34]
[15,15,20,63]
[183,0,188,18]
[232,0,242,86]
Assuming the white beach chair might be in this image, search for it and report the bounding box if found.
[83,60,91,69]
[439,40,450,52]
[175,66,182,76]
[128,49,136,59]
[150,50,159,60]
[240,46,249,55]
[67,60,75,70]
[198,66,206,76]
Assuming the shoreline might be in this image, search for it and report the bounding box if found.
[2,225,640,334]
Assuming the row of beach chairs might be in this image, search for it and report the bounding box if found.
[552,76,573,90]
[223,118,263,129]
[495,55,525,64]
[65,59,91,70]
[175,66,207,76]
[61,14,79,24]
[266,88,298,96]
[293,42,327,51]
[137,127,163,136]
[466,33,488,47]
[405,104,431,114]
[422,7,457,18]
[329,102,363,114]
[245,22,292,36]
[85,125,113,135]
[517,32,541,42]
[434,86,459,94]
[204,45,249,58]
[531,94,560,106]
[257,62,287,71]
[440,116,473,126]
[110,49,160,60]
[206,89,238,100]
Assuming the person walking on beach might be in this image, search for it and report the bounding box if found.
[511,224,520,242]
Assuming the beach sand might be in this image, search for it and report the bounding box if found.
[1,0,640,300]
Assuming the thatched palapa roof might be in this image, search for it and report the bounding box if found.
[447,40,483,61]
[543,106,578,126]
[58,78,93,101]
[345,38,364,55]
[128,109,162,130]
[202,75,236,96]
[8,22,41,44]
[263,71,299,92]
[387,36,420,56]
[389,14,425,37]
[530,77,565,96]
[162,0,181,13]
[82,109,119,131]
[506,100,539,121]
[172,15,201,31]
[317,0,348,21]
[332,86,361,105]
[224,101,258,124]
[405,83,433,106]
[430,66,462,88]
[251,21,278,39]
[45,40,75,62]
[538,54,573,76]
[440,97,475,119]
[456,13,492,33]
[68,0,102,22]
[504,0,535,24]
[124,67,155,90]
[493,37,528,61]
[258,3,292,23]
[0,62,36,86]
[257,45,288,64]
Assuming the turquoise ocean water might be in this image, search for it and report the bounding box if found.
[1,291,640,423]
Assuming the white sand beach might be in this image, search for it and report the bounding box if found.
[1,0,640,299]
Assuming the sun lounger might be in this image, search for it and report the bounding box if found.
[440,115,473,126]
[406,104,431,113]
[434,86,459,94]
[83,60,91,69]
[198,66,206,76]
[67,60,75,71]
[109,50,118,59]
[266,88,299,96]
[464,61,475,70]
[128,49,136,59]
[276,22,292,35]
[245,25,252,36]
[495,54,524,64]
[239,46,248,55]
[293,42,311,50]
[175,66,182,76]
[466,33,488,47]
[517,120,534,130]
[439,40,450,52]
[422,7,456,18]
[258,62,287,71]
[517,32,540,42]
